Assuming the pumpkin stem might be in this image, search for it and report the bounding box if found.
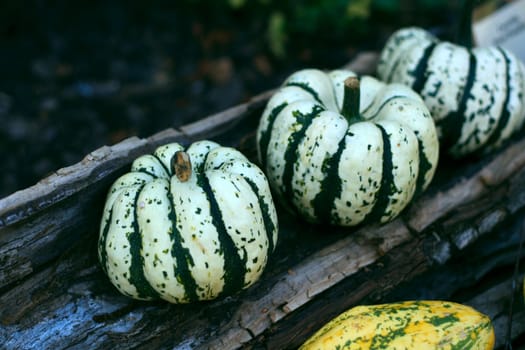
[456,0,476,48]
[341,76,362,124]
[171,151,192,182]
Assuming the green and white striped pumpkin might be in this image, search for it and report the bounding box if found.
[377,0,525,157]
[257,69,439,226]
[98,140,278,303]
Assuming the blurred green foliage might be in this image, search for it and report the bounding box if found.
[180,0,451,58]
[264,0,374,57]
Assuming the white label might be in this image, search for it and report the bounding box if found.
[473,0,525,63]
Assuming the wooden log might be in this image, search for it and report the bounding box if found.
[2,133,525,349]
[1,51,525,349]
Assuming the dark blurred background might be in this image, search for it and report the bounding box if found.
[0,0,478,198]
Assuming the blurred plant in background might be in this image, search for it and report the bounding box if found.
[179,0,453,58]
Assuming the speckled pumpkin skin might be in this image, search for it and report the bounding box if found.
[378,27,525,157]
[300,300,495,350]
[257,69,439,226]
[98,140,278,303]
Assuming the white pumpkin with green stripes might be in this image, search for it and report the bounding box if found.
[377,0,525,157]
[257,68,439,227]
[98,140,278,303]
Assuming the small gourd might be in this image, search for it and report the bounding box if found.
[98,140,278,303]
[300,300,495,350]
[377,0,525,157]
[257,68,439,226]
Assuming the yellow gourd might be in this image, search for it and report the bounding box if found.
[300,300,495,350]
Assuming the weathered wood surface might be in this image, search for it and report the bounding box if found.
[1,52,525,349]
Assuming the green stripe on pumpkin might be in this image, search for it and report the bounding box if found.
[410,42,437,94]
[244,177,276,253]
[281,105,324,207]
[198,162,247,297]
[311,136,345,224]
[286,81,324,105]
[483,48,513,149]
[362,124,395,225]
[258,102,288,171]
[167,188,199,303]
[367,96,432,198]
[437,53,477,149]
[415,138,434,197]
[98,208,112,276]
[152,153,171,177]
[128,184,160,299]
[135,169,160,179]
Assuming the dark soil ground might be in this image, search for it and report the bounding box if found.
[0,1,456,198]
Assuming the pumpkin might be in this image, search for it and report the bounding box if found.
[300,300,495,350]
[98,140,278,303]
[377,0,525,157]
[257,68,439,226]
